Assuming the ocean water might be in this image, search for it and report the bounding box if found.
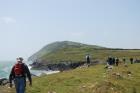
[0,61,14,78]
[0,61,59,78]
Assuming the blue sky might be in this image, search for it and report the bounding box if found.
[0,0,140,60]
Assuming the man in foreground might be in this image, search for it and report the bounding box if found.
[9,57,32,93]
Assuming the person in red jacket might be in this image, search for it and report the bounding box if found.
[9,57,32,93]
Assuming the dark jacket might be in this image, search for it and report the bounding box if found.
[9,63,32,85]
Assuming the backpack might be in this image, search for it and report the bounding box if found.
[14,63,24,75]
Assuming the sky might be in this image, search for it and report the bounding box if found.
[0,0,140,61]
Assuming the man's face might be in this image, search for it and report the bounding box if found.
[17,59,22,63]
[17,60,21,63]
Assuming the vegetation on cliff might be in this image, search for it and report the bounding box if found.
[28,41,140,65]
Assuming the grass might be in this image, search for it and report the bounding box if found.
[29,41,140,64]
[41,48,140,64]
[1,62,140,93]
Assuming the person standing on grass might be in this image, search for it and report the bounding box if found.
[9,57,32,93]
[86,54,91,66]
[112,57,115,65]
[116,58,119,66]
[123,58,126,64]
[108,57,113,65]
[130,58,134,64]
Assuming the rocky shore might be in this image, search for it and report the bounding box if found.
[0,78,9,86]
[0,60,101,86]
[30,60,101,71]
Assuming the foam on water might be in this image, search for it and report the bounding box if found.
[0,61,59,78]
[0,61,15,78]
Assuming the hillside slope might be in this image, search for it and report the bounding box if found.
[2,63,140,93]
[28,41,106,63]
[28,41,140,65]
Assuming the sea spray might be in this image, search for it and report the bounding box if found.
[0,61,59,78]
[0,61,15,78]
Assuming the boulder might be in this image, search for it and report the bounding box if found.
[0,78,9,86]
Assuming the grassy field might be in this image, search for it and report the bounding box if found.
[1,62,140,93]
[29,41,140,64]
[41,48,140,64]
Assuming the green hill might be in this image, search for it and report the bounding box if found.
[28,41,140,65]
[2,63,140,93]
[28,41,107,64]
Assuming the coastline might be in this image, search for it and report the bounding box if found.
[0,61,60,82]
[0,65,60,86]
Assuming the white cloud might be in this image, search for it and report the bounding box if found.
[0,17,16,24]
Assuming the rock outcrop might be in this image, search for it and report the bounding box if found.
[30,60,101,71]
[0,78,9,86]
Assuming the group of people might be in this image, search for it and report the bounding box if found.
[85,55,136,67]
[107,57,136,66]
[107,57,120,66]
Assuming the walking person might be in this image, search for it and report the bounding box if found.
[9,57,32,93]
[86,54,91,67]
[123,58,126,64]
[116,58,119,66]
[130,58,134,64]
[112,57,115,65]
[109,57,113,65]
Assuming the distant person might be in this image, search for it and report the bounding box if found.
[86,54,91,66]
[112,57,115,65]
[108,57,113,65]
[130,58,134,64]
[116,58,119,66]
[107,57,111,65]
[9,57,32,93]
[123,58,126,64]
[106,57,109,65]
[134,58,140,63]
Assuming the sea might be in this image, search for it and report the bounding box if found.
[0,61,59,79]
